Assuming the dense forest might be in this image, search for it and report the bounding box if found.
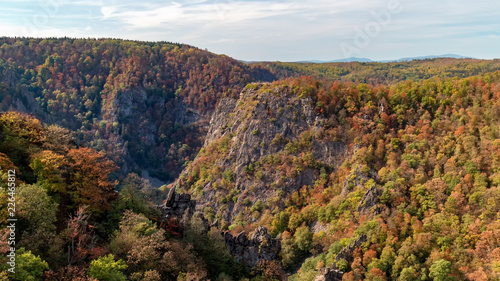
[0,37,276,182]
[0,38,499,281]
[256,59,500,85]
[176,74,500,280]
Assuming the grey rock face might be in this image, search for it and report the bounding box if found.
[334,234,367,264]
[161,188,281,270]
[357,184,380,215]
[179,84,348,223]
[223,226,281,269]
[161,186,196,221]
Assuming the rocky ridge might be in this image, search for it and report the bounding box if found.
[176,83,349,224]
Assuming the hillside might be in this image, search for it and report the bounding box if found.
[1,37,499,183]
[0,37,276,181]
[0,38,499,281]
[177,74,500,280]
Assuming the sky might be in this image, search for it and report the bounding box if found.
[1,0,499,61]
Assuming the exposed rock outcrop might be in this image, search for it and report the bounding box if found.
[223,226,281,268]
[341,165,378,196]
[315,234,368,280]
[177,84,348,223]
[357,184,380,215]
[161,186,196,221]
[313,268,344,281]
[334,234,368,265]
[161,188,282,270]
[341,164,380,216]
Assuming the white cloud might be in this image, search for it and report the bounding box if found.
[98,1,305,29]
[1,0,500,61]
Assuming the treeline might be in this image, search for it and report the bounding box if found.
[255,58,500,85]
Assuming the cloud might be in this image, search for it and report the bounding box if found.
[98,0,305,29]
[0,0,499,61]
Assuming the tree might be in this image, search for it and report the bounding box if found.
[6,248,49,281]
[87,254,127,281]
[64,148,118,215]
[429,259,454,281]
[280,231,298,269]
[17,184,58,258]
[182,215,241,280]
[110,210,164,271]
[294,226,313,253]
[0,112,43,182]
[66,205,102,265]
[115,173,160,218]
[44,265,97,281]
[30,150,65,193]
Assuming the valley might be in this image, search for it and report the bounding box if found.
[0,38,499,281]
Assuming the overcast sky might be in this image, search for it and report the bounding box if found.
[1,0,499,61]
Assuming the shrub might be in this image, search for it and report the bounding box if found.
[87,254,127,281]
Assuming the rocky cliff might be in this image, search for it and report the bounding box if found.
[160,187,282,270]
[223,226,281,268]
[175,83,349,225]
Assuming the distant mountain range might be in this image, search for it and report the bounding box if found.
[295,54,476,63]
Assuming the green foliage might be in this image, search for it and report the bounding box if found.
[429,259,454,281]
[251,200,264,213]
[17,184,58,258]
[0,112,43,183]
[110,210,164,270]
[294,226,313,253]
[183,216,246,280]
[223,169,235,182]
[87,254,127,281]
[6,248,49,281]
[336,258,348,272]
[115,173,161,218]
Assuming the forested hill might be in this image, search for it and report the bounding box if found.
[255,58,500,85]
[0,37,500,280]
[177,73,500,280]
[1,37,499,182]
[0,37,277,181]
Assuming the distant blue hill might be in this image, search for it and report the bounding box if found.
[295,54,475,64]
[379,54,476,62]
[295,57,373,63]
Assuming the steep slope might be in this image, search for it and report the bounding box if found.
[0,38,276,181]
[2,38,500,280]
[2,37,500,183]
[175,82,348,225]
[175,73,500,280]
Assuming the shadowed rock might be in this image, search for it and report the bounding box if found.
[223,226,281,268]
